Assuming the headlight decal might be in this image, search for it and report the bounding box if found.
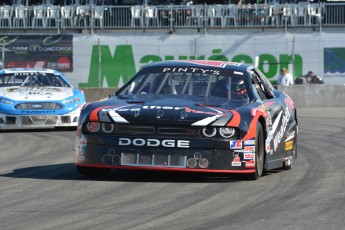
[86,122,100,133]
[0,98,14,105]
[62,97,80,104]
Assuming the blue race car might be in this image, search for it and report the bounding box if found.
[0,68,85,130]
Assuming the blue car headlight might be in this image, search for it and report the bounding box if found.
[0,98,14,105]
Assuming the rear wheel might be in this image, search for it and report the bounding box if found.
[248,122,265,180]
[76,166,111,177]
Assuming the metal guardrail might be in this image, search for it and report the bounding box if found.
[0,3,344,32]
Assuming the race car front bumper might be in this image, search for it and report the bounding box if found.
[74,134,257,173]
[0,109,81,130]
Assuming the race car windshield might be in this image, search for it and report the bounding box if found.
[118,72,249,101]
[0,72,70,87]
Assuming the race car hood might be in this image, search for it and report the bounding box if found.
[0,87,74,101]
[90,95,244,127]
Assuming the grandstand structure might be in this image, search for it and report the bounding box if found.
[0,1,344,33]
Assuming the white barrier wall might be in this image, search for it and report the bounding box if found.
[65,31,345,88]
[81,85,345,107]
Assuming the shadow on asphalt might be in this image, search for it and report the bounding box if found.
[0,163,284,183]
[0,127,77,133]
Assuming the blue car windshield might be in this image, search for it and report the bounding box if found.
[118,72,249,101]
[0,72,70,87]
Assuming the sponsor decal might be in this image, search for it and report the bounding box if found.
[285,96,295,114]
[162,67,220,75]
[156,110,164,119]
[79,44,303,88]
[185,107,220,116]
[244,146,255,152]
[180,111,188,119]
[118,138,190,148]
[20,110,56,114]
[265,140,271,153]
[80,136,87,145]
[244,140,255,145]
[231,154,241,166]
[273,109,290,152]
[2,35,73,72]
[245,160,255,169]
[9,87,61,93]
[113,108,140,112]
[244,153,255,160]
[285,141,293,151]
[43,36,64,45]
[230,140,242,149]
[262,104,273,129]
[285,131,295,142]
[142,106,185,110]
[78,136,87,161]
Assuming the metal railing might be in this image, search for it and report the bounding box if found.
[0,3,345,32]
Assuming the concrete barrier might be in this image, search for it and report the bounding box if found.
[80,85,345,108]
[279,85,345,108]
[80,88,117,103]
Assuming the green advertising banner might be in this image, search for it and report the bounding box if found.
[0,35,73,72]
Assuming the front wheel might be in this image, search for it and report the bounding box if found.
[76,166,111,177]
[248,122,265,180]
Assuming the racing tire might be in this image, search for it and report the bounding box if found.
[76,166,111,177]
[248,122,265,180]
[283,125,298,170]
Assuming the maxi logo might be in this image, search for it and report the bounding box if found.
[79,45,303,88]
[118,138,190,148]
[273,109,290,152]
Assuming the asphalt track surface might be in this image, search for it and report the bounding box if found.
[0,107,345,230]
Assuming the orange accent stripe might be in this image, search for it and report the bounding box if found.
[89,106,111,121]
[241,108,266,140]
[227,110,241,127]
[242,116,259,140]
[89,108,102,121]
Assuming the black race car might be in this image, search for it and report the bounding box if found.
[74,60,298,180]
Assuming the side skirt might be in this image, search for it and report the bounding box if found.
[265,158,284,170]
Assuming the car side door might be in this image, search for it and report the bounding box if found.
[250,68,286,166]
